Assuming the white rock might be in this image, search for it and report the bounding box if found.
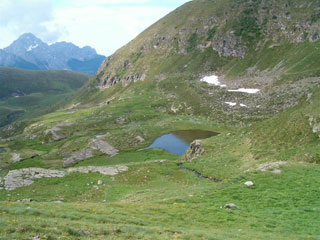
[244,181,254,187]
[98,180,103,185]
[221,203,239,209]
[10,153,21,163]
[135,136,145,143]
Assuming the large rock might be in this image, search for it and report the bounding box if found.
[135,136,145,144]
[3,168,66,190]
[90,139,119,156]
[221,203,239,210]
[63,148,93,167]
[2,165,128,190]
[68,166,128,176]
[63,139,118,167]
[244,181,254,187]
[183,140,205,161]
[10,153,21,163]
[44,122,73,141]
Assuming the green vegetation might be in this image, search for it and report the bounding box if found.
[186,33,198,52]
[233,9,261,40]
[0,0,319,239]
[207,27,216,41]
[0,68,89,127]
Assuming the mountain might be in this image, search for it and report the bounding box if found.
[0,67,89,127]
[0,49,39,70]
[0,33,106,75]
[0,0,320,239]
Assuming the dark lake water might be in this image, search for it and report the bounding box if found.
[145,129,218,155]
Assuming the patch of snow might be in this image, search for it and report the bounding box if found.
[200,75,226,87]
[26,44,39,52]
[225,102,237,106]
[228,88,260,94]
[240,103,248,108]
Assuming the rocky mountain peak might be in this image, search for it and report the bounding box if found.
[4,33,46,56]
[0,33,106,74]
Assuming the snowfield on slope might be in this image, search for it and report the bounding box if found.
[200,75,226,87]
[228,88,260,94]
[200,75,260,94]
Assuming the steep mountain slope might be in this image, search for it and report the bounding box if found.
[0,0,319,239]
[0,68,89,127]
[92,0,319,88]
[0,33,106,75]
[74,0,319,121]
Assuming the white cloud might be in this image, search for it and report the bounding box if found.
[0,0,190,56]
[47,5,172,55]
[0,0,63,47]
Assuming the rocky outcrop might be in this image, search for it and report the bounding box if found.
[96,57,147,89]
[309,117,320,139]
[212,31,247,58]
[115,116,127,124]
[10,153,21,163]
[255,161,287,174]
[68,166,128,176]
[135,136,145,144]
[63,139,118,167]
[183,140,205,161]
[44,122,74,141]
[63,149,93,167]
[3,168,66,190]
[90,139,119,156]
[1,165,129,190]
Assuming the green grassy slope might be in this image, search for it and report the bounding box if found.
[0,68,89,128]
[0,0,319,239]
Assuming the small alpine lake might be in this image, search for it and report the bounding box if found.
[144,129,218,155]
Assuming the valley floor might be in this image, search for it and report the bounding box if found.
[0,78,319,239]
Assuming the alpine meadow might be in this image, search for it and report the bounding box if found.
[0,0,320,239]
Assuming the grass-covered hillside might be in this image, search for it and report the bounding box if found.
[0,0,319,239]
[0,68,89,128]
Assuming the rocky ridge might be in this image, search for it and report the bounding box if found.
[0,166,128,191]
[93,0,320,89]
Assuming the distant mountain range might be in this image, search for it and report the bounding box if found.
[0,33,105,75]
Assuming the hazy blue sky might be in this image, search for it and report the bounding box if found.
[0,0,190,56]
